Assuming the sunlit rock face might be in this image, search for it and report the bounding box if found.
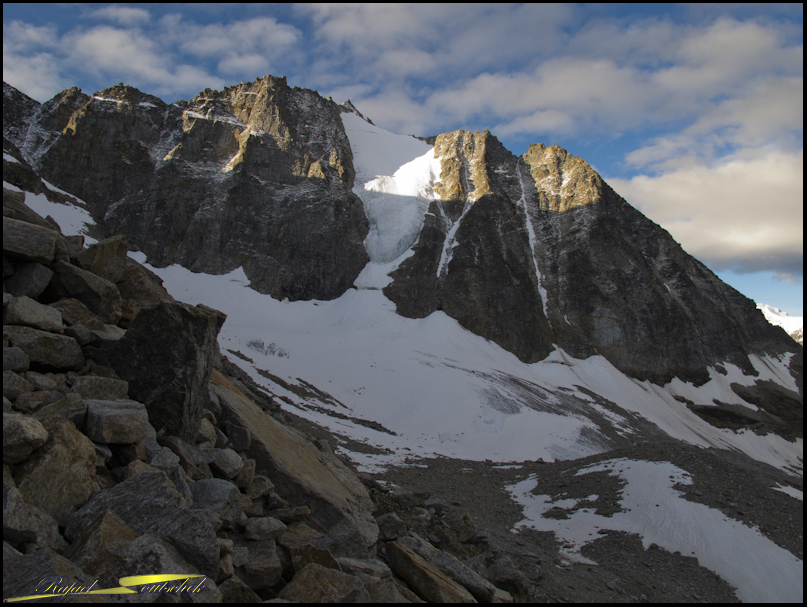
[5,79,801,432]
[384,129,799,391]
[11,76,368,302]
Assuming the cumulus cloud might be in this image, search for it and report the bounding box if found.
[608,150,803,277]
[88,6,151,27]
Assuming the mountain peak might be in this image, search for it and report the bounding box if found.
[339,99,374,125]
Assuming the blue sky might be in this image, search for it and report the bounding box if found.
[3,3,803,315]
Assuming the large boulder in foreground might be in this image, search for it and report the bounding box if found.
[87,301,225,443]
[210,370,378,550]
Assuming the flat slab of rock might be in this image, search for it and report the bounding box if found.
[4,325,84,370]
[5,296,64,332]
[84,399,150,444]
[71,376,129,400]
[3,216,58,264]
[3,412,48,464]
[386,541,477,603]
[210,369,378,549]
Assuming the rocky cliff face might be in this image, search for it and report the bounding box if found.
[4,78,801,429]
[385,129,800,390]
[6,77,368,301]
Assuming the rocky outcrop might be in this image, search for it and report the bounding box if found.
[384,130,802,399]
[5,78,368,302]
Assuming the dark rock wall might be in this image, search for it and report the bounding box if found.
[10,78,368,302]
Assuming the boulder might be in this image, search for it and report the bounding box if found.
[243,516,286,541]
[399,532,499,602]
[3,413,48,465]
[3,487,68,552]
[377,511,408,540]
[385,541,477,603]
[87,301,225,443]
[4,262,54,298]
[84,399,150,444]
[3,371,34,400]
[49,261,122,325]
[14,416,96,524]
[3,347,30,373]
[4,296,64,333]
[277,562,369,602]
[49,298,106,330]
[232,537,283,590]
[211,369,378,550]
[63,471,219,577]
[4,326,84,370]
[70,376,128,400]
[2,216,58,264]
[3,546,106,604]
[74,235,128,283]
[338,557,411,603]
[189,478,247,527]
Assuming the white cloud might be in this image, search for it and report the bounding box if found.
[608,149,803,276]
[88,6,151,27]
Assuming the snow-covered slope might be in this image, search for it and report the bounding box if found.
[758,303,804,344]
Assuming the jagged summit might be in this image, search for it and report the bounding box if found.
[3,75,801,423]
[340,99,374,125]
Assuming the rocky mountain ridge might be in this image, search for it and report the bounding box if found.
[5,78,800,395]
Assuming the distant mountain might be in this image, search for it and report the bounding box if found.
[758,303,804,345]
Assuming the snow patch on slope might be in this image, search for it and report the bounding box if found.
[508,458,803,603]
[758,303,803,337]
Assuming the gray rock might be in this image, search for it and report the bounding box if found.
[209,448,244,479]
[146,447,194,506]
[244,516,286,541]
[63,471,219,577]
[12,390,63,414]
[3,487,68,552]
[4,325,84,370]
[70,376,128,400]
[278,562,369,602]
[22,371,58,391]
[3,370,34,400]
[4,262,54,298]
[75,235,128,283]
[87,301,225,444]
[245,474,274,499]
[377,511,408,540]
[49,298,106,330]
[385,540,476,603]
[4,296,64,332]
[233,537,283,590]
[3,216,58,264]
[63,324,93,346]
[48,260,122,325]
[338,557,411,603]
[3,412,48,465]
[217,575,262,603]
[3,347,30,373]
[84,399,150,444]
[14,416,96,524]
[211,369,378,550]
[444,506,477,543]
[399,532,498,602]
[189,478,247,527]
[32,393,86,428]
[3,545,105,604]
